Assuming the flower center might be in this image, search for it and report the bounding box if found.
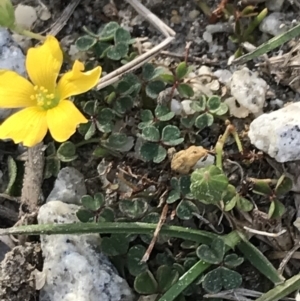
[31,85,59,110]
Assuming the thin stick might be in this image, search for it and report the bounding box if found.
[141,204,168,262]
[244,226,286,237]
[278,241,300,275]
[126,0,176,37]
[96,36,174,90]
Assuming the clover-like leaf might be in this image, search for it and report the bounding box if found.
[107,42,129,60]
[146,80,165,99]
[252,180,273,196]
[44,157,61,179]
[224,254,244,268]
[98,21,119,41]
[116,80,136,95]
[75,35,97,51]
[140,142,166,163]
[141,125,160,142]
[180,115,196,129]
[98,207,115,222]
[195,113,214,131]
[159,73,175,84]
[207,95,221,112]
[155,104,175,121]
[161,125,184,146]
[236,196,253,212]
[94,41,111,58]
[179,175,192,196]
[119,198,148,219]
[134,270,158,294]
[101,234,129,256]
[114,96,134,115]
[190,165,229,204]
[104,133,131,152]
[176,62,189,80]
[166,190,181,204]
[81,193,104,211]
[176,200,199,220]
[76,208,94,223]
[127,245,148,276]
[142,63,155,80]
[96,108,114,133]
[177,83,194,98]
[114,27,131,43]
[122,73,141,97]
[196,238,225,264]
[156,265,179,293]
[221,184,237,211]
[215,102,229,116]
[202,267,242,293]
[190,99,206,112]
[83,100,97,115]
[57,141,78,162]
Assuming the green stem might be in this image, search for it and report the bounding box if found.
[0,222,219,244]
[12,25,45,41]
[75,137,100,148]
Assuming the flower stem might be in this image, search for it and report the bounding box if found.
[12,25,45,41]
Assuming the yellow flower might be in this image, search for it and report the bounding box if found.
[0,35,101,147]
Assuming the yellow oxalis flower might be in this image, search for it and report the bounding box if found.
[0,35,101,147]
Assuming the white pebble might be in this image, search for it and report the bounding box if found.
[170,99,183,115]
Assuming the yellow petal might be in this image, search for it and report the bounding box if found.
[57,60,101,99]
[26,35,63,91]
[0,70,35,108]
[47,100,88,142]
[0,107,47,147]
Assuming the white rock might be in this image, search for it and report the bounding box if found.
[203,31,212,43]
[266,0,285,12]
[224,97,250,118]
[248,102,300,162]
[14,5,37,30]
[38,201,134,301]
[46,167,86,204]
[170,99,183,115]
[181,100,196,115]
[230,67,267,115]
[214,69,232,85]
[259,12,287,36]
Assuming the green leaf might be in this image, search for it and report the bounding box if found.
[202,267,242,293]
[237,233,285,284]
[222,185,237,211]
[94,41,111,58]
[179,175,192,196]
[166,190,181,204]
[177,83,194,98]
[215,102,229,116]
[142,63,155,80]
[5,156,17,194]
[134,270,158,294]
[105,133,129,151]
[161,125,184,146]
[83,100,96,115]
[156,265,180,293]
[196,238,225,264]
[76,209,94,223]
[84,122,96,140]
[116,80,136,95]
[98,207,115,222]
[176,62,189,80]
[224,254,244,268]
[190,99,206,112]
[268,199,286,218]
[252,180,273,196]
[119,198,148,219]
[141,125,160,142]
[195,113,214,131]
[57,141,78,162]
[207,95,221,112]
[98,21,119,41]
[159,73,175,84]
[236,196,253,212]
[75,35,97,51]
[145,80,165,99]
[101,234,129,256]
[107,42,129,60]
[176,200,199,220]
[114,96,134,115]
[191,166,229,204]
[275,176,292,196]
[44,157,61,179]
[127,245,148,276]
[96,108,114,133]
[180,115,196,128]
[140,142,167,163]
[155,104,175,121]
[114,27,131,43]
[81,194,103,211]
